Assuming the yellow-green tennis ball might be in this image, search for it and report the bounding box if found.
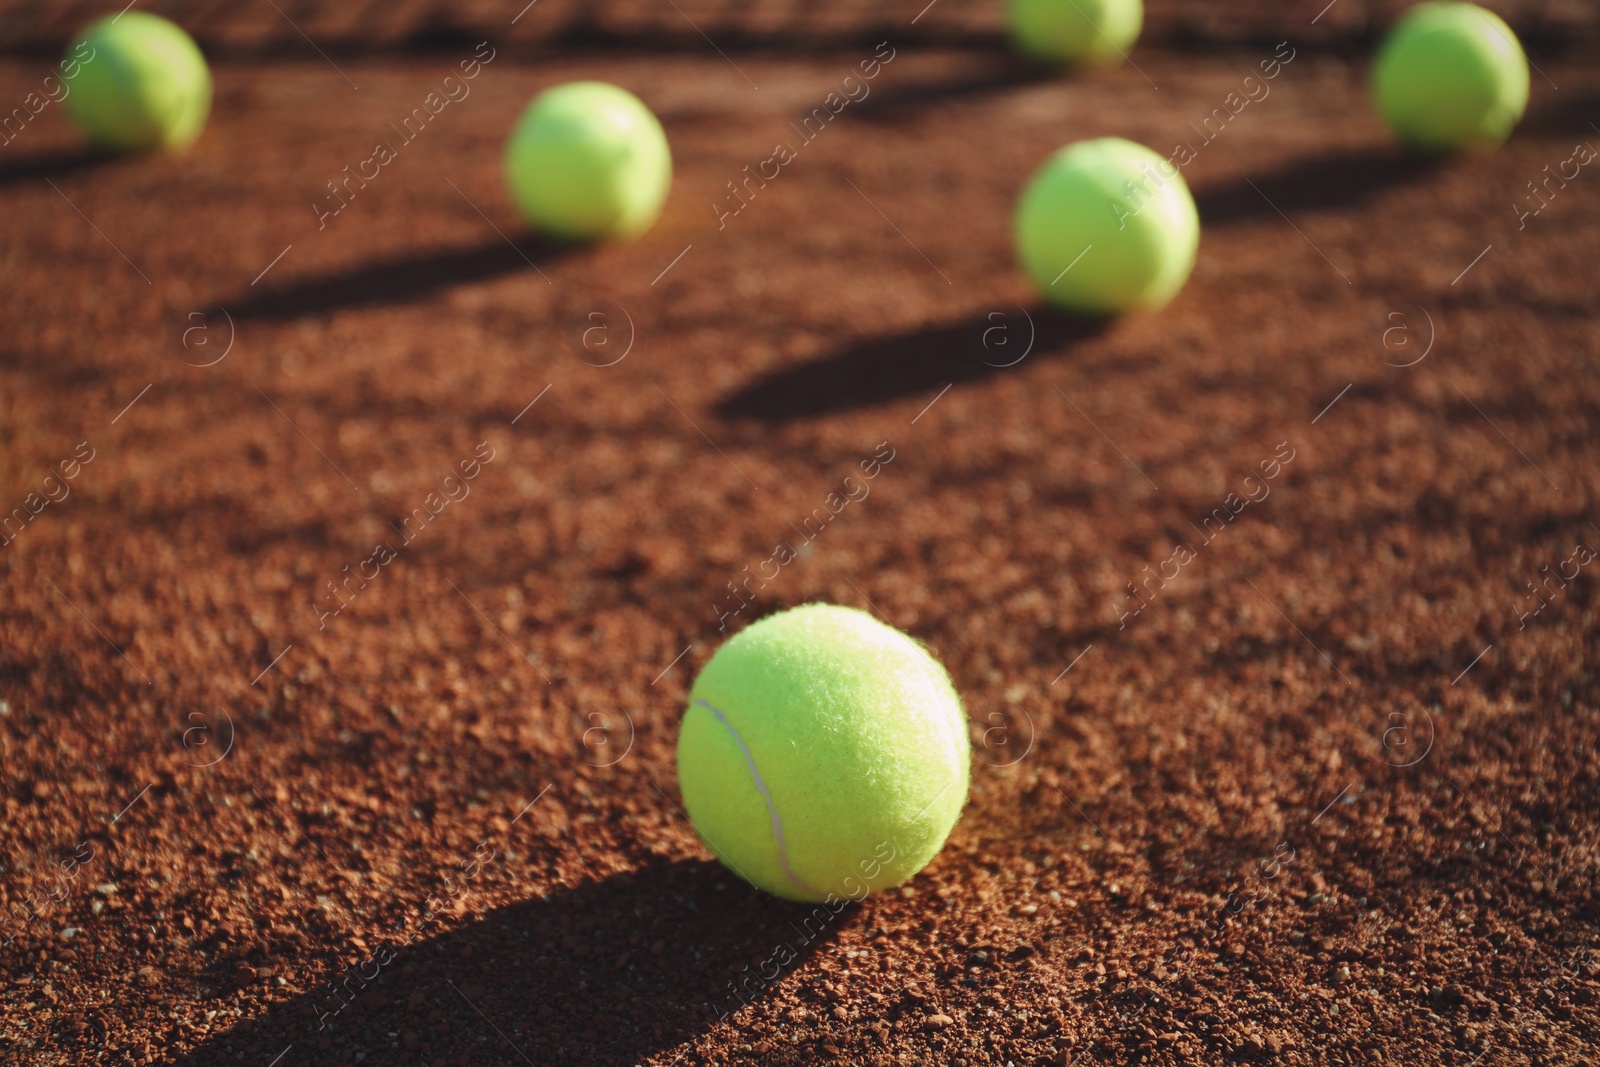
[676,604,969,904]
[1372,2,1529,152]
[504,81,672,242]
[63,13,211,153]
[1015,136,1199,316]
[1007,0,1142,67]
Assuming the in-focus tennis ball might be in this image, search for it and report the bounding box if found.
[675,604,969,904]
[1372,1,1529,152]
[1015,136,1199,315]
[504,81,671,242]
[63,13,212,153]
[1007,0,1143,67]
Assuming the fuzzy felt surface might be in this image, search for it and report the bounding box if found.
[64,13,212,152]
[676,603,970,903]
[1372,2,1529,151]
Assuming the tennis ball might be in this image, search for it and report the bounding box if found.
[1014,136,1199,316]
[1372,2,1529,152]
[63,13,212,153]
[504,81,672,242]
[1007,0,1143,67]
[675,604,969,904]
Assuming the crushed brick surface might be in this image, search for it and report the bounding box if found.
[0,35,1597,1067]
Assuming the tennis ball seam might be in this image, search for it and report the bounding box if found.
[694,697,822,899]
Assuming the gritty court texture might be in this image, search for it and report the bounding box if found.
[0,0,1597,1065]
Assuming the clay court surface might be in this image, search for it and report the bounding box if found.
[1,3,1598,1065]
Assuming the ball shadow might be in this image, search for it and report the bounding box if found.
[158,857,859,1067]
[847,58,1056,121]
[0,146,117,187]
[1519,86,1600,138]
[715,307,1109,423]
[1193,145,1448,226]
[226,235,571,321]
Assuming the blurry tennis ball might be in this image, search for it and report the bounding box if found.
[504,81,672,242]
[675,604,970,904]
[1015,136,1199,315]
[63,13,212,153]
[1372,1,1529,152]
[1008,0,1143,67]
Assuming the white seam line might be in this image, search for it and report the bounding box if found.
[695,698,821,898]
